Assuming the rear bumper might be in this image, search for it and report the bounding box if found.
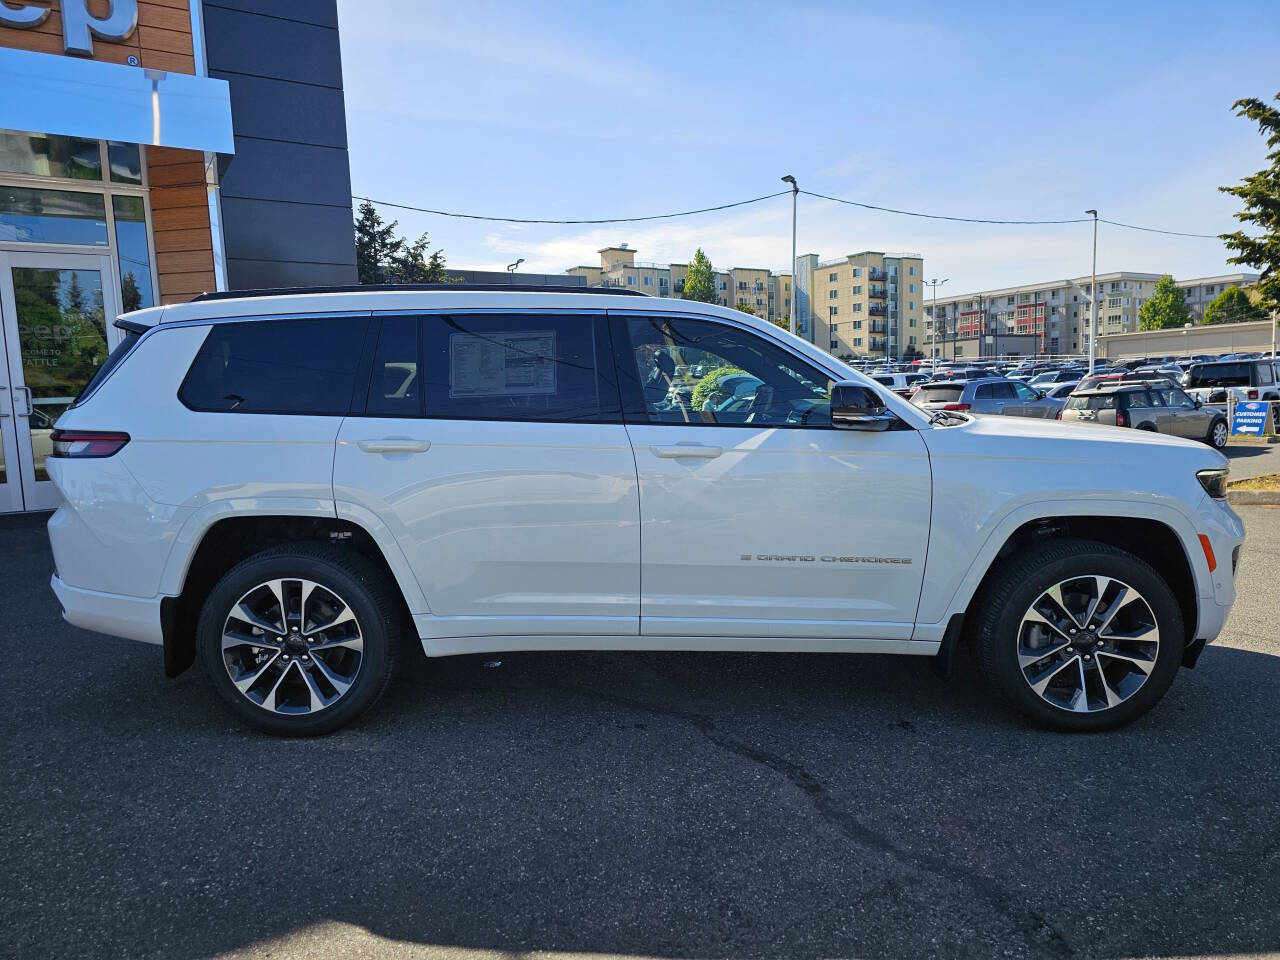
[51,575,164,646]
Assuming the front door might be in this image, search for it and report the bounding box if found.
[0,252,121,512]
[613,313,932,641]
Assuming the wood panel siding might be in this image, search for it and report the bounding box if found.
[0,2,195,73]
[147,148,216,303]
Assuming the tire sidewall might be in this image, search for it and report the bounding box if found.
[197,549,393,736]
[1209,419,1228,449]
[985,545,1184,731]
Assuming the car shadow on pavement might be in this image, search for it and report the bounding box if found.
[5,579,1280,960]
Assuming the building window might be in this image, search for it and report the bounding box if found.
[852,285,862,294]
[828,306,838,317]
[1007,296,1015,305]
[853,303,863,313]
[828,272,838,282]
[643,276,652,286]
[853,268,862,278]
[908,283,916,293]
[627,276,636,286]
[909,301,915,310]
[908,265,916,276]
[1107,297,1120,308]
[828,289,838,299]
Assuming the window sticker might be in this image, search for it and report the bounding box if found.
[449,330,557,398]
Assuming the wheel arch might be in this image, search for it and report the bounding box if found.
[160,514,419,678]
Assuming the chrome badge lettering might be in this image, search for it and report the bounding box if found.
[740,554,912,565]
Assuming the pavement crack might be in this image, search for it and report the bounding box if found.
[550,678,1075,957]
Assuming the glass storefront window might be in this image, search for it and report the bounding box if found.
[0,187,108,246]
[0,131,102,180]
[107,142,143,185]
[111,195,154,310]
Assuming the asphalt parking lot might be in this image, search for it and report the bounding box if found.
[2,509,1279,960]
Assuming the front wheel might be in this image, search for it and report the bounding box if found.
[972,539,1184,732]
[197,544,401,736]
[1207,418,1229,450]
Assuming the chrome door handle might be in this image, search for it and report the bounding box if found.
[13,386,31,417]
[357,439,431,454]
[650,443,723,459]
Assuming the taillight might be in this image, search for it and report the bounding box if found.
[942,403,971,411]
[1115,410,1128,427]
[1054,409,1063,420]
[50,429,130,458]
[1247,389,1259,400]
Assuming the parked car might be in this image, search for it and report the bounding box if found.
[1005,381,1078,419]
[928,366,1000,383]
[1074,372,1174,393]
[871,372,930,397]
[1183,359,1280,405]
[911,376,1057,416]
[1029,368,1084,386]
[1060,383,1229,449]
[48,286,1242,736]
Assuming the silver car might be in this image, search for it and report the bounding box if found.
[910,376,1058,416]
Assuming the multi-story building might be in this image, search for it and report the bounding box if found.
[1176,273,1260,321]
[795,251,925,359]
[566,246,786,324]
[923,272,1164,358]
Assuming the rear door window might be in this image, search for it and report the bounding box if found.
[1259,363,1274,386]
[419,314,618,422]
[180,316,369,414]
[366,315,420,416]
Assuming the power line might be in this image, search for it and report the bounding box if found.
[352,191,790,225]
[798,189,1092,225]
[1097,218,1221,239]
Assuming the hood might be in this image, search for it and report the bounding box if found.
[924,411,1228,469]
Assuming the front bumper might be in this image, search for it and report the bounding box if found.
[51,575,164,646]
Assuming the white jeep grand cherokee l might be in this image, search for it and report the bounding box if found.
[47,286,1244,736]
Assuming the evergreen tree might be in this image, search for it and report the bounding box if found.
[683,248,717,304]
[354,200,405,284]
[1219,92,1280,317]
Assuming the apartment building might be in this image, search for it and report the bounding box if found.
[923,272,1163,358]
[795,251,926,359]
[566,246,787,324]
[1176,273,1260,321]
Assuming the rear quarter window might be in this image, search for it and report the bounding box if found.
[1065,394,1117,410]
[179,316,369,414]
[1188,363,1251,388]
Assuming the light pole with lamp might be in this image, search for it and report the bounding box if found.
[782,175,798,339]
[925,278,948,361]
[1086,209,1098,374]
[506,258,524,273]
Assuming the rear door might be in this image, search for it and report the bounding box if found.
[332,311,640,641]
[613,312,931,640]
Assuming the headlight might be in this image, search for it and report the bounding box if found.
[1197,468,1229,500]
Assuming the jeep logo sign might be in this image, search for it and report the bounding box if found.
[0,0,140,57]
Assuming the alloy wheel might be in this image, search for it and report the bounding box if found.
[220,578,364,715]
[1212,422,1228,448]
[1017,575,1159,714]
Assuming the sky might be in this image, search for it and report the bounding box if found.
[335,0,1279,297]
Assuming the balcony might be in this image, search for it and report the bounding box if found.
[868,286,887,299]
[869,336,887,353]
[869,321,887,334]
[869,268,888,282]
[868,303,887,317]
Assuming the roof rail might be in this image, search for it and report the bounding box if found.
[188,283,651,303]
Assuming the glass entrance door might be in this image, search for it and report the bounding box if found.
[0,251,121,512]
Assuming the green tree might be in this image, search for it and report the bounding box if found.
[1219,92,1280,317]
[1202,285,1267,325]
[734,300,756,316]
[121,271,142,312]
[354,200,402,284]
[683,248,718,304]
[389,232,457,283]
[690,365,746,410]
[1137,274,1192,330]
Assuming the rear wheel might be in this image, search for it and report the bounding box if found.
[197,544,401,736]
[972,539,1184,732]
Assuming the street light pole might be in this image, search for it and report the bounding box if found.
[925,278,948,361]
[1086,209,1098,373]
[782,175,798,340]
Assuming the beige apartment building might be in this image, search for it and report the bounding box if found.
[923,272,1164,358]
[1176,273,1260,321]
[794,252,926,359]
[566,246,789,325]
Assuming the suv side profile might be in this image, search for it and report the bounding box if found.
[1184,359,1280,405]
[911,376,1054,416]
[48,288,1243,736]
[1060,383,1229,448]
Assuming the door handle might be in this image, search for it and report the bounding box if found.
[0,386,8,418]
[357,439,431,454]
[650,443,723,459]
[13,386,31,417]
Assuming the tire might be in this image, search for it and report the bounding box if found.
[197,543,402,736]
[1207,418,1229,450]
[1136,423,1157,432]
[971,538,1184,732]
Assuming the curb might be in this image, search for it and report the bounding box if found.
[1227,490,1280,505]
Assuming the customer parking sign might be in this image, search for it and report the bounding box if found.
[1231,401,1274,436]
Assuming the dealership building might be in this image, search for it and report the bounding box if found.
[0,0,357,512]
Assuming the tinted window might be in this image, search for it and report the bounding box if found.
[73,330,138,407]
[974,384,994,399]
[1065,394,1117,410]
[180,317,368,414]
[1188,363,1251,388]
[618,316,831,426]
[913,384,965,404]
[873,375,895,386]
[421,314,617,422]
[1259,363,1274,386]
[366,315,419,415]
[1011,382,1036,400]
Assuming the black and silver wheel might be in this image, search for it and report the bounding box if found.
[197,544,400,736]
[973,538,1184,731]
[1208,419,1229,450]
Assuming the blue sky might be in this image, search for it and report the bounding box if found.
[336,0,1279,295]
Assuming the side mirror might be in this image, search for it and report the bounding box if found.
[831,381,892,431]
[1036,390,1047,399]
[1194,398,1203,408]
